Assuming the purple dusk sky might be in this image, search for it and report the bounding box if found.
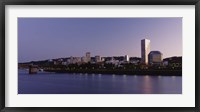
[18,18,182,63]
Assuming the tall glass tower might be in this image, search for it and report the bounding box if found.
[141,39,150,64]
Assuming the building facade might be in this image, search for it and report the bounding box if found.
[141,39,150,64]
[148,51,163,65]
[95,55,101,63]
[163,56,182,68]
[86,52,91,62]
[124,55,129,62]
[81,56,87,63]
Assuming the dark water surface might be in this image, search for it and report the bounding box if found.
[18,69,182,94]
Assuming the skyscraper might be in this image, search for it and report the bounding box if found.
[124,55,129,62]
[141,39,150,64]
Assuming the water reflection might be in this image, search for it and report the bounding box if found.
[18,70,182,94]
[123,75,127,82]
[98,74,102,77]
[172,76,176,81]
[142,75,153,94]
[112,74,116,81]
[158,76,162,79]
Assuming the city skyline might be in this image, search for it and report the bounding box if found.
[18,18,182,63]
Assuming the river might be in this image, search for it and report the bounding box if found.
[18,69,182,94]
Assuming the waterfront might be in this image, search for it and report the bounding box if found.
[18,69,182,94]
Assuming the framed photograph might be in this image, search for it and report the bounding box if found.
[0,0,199,112]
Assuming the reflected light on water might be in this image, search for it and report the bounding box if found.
[91,74,95,80]
[122,75,127,84]
[172,76,176,81]
[112,74,115,78]
[158,76,162,79]
[98,74,102,78]
[18,69,182,94]
[143,75,153,94]
[111,74,116,88]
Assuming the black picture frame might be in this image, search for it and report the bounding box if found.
[0,0,199,112]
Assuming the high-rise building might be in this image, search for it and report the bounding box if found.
[86,52,91,62]
[141,39,150,64]
[148,51,163,65]
[124,55,129,62]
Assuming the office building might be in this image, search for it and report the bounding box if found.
[148,51,163,65]
[141,39,150,64]
[95,55,101,63]
[124,55,129,62]
[86,52,91,62]
[81,56,87,63]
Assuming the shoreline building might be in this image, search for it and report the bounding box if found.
[81,56,87,63]
[95,55,101,63]
[148,51,163,65]
[141,39,150,64]
[86,52,91,63]
[124,55,129,62]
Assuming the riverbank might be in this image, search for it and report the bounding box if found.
[44,69,182,76]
